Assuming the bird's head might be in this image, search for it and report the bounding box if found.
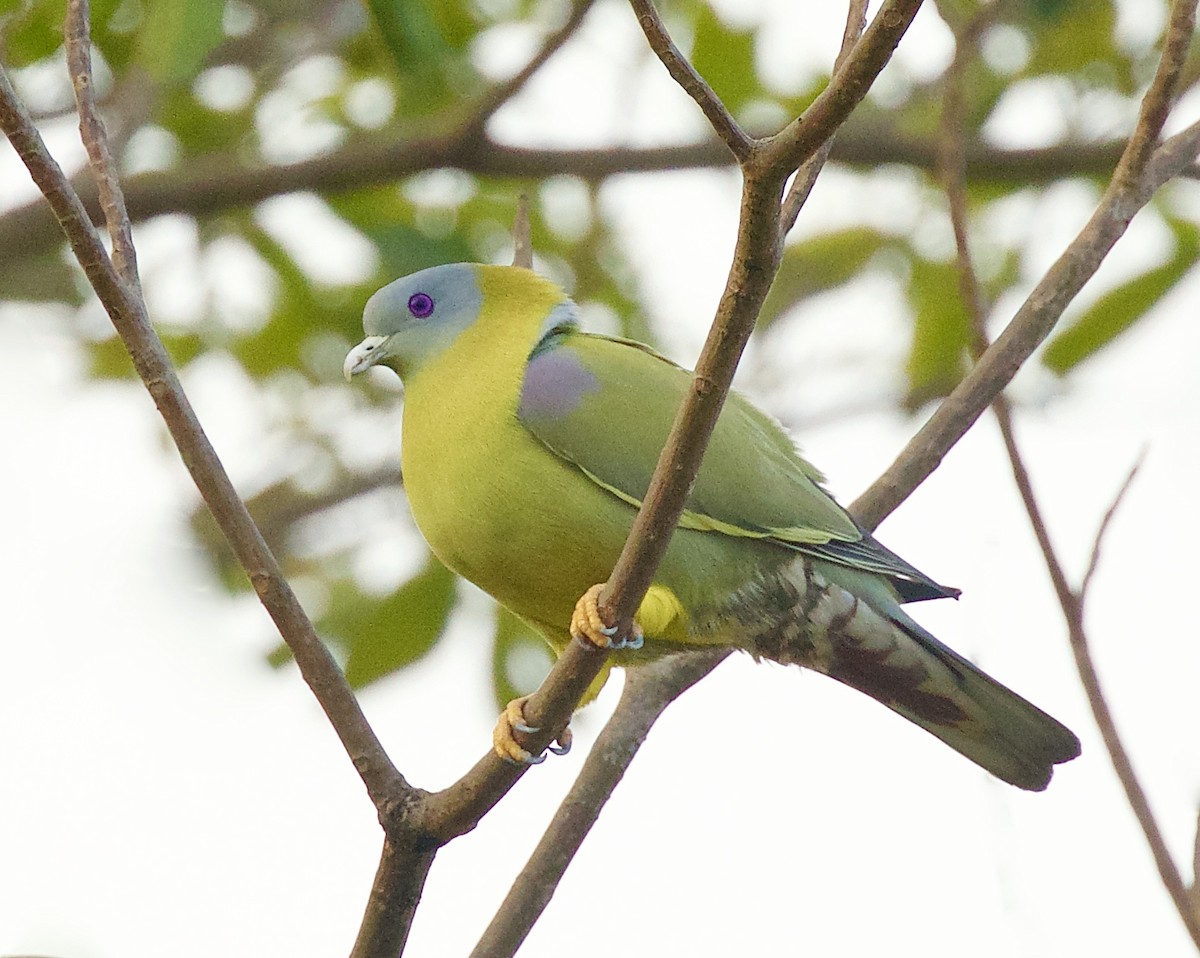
[343,262,486,382]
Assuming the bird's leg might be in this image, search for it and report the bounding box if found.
[492,695,573,765]
[570,583,644,651]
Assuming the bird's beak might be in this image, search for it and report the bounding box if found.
[344,335,390,381]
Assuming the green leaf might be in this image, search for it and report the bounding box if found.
[490,606,551,712]
[1024,0,1120,80]
[759,227,891,330]
[88,330,205,380]
[689,6,757,116]
[366,0,476,112]
[1,0,62,67]
[234,223,323,376]
[137,0,225,86]
[0,248,85,304]
[343,557,456,687]
[1043,217,1200,374]
[904,258,971,409]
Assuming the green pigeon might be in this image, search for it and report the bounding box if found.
[344,262,1080,790]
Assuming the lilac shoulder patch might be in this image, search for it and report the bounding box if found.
[519,345,600,424]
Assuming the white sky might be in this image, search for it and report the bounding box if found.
[2,0,1199,955]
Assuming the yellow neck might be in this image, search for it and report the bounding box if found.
[398,266,572,606]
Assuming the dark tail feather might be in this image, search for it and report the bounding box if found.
[818,607,1080,791]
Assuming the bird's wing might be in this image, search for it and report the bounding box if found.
[517,329,957,601]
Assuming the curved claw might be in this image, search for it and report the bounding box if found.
[605,628,644,651]
[570,583,645,651]
[503,749,547,766]
[548,726,573,756]
[493,695,573,765]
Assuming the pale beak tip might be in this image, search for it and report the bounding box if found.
[344,335,388,382]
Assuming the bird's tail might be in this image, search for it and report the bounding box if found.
[757,573,1081,790]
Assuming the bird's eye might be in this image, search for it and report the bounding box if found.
[407,292,434,318]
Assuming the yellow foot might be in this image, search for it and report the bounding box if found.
[492,695,573,765]
[570,584,644,651]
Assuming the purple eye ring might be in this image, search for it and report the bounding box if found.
[408,292,434,318]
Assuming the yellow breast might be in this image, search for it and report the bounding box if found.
[398,268,628,640]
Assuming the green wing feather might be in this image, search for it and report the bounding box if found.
[518,330,957,601]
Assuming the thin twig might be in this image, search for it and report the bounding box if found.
[1078,453,1144,602]
[763,0,924,174]
[511,194,533,269]
[778,0,869,237]
[1113,0,1196,186]
[1013,438,1200,951]
[462,0,597,137]
[851,117,1200,530]
[63,0,140,291]
[1192,811,1200,907]
[626,0,754,160]
[936,8,1200,945]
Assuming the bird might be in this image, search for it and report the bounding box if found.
[344,262,1080,791]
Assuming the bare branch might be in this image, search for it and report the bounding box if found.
[1011,433,1200,950]
[350,838,437,958]
[0,129,1154,267]
[779,0,869,236]
[511,193,533,269]
[63,0,140,290]
[1078,453,1144,602]
[1114,0,1196,185]
[852,114,1200,530]
[0,63,409,817]
[470,651,729,958]
[462,0,598,137]
[1193,810,1200,906]
[627,0,753,160]
[936,16,1200,945]
[763,0,924,175]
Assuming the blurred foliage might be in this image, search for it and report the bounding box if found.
[2,0,1196,704]
[1044,214,1200,373]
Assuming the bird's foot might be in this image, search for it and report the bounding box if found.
[570,583,644,651]
[493,696,573,765]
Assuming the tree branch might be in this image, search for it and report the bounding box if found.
[1009,437,1200,949]
[511,193,533,269]
[463,0,598,138]
[627,0,753,160]
[469,650,729,958]
[936,5,1200,945]
[0,125,1156,268]
[63,0,140,291]
[762,0,923,174]
[1113,0,1196,186]
[779,0,869,236]
[350,838,438,958]
[469,5,882,946]
[0,34,412,843]
[851,111,1200,529]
